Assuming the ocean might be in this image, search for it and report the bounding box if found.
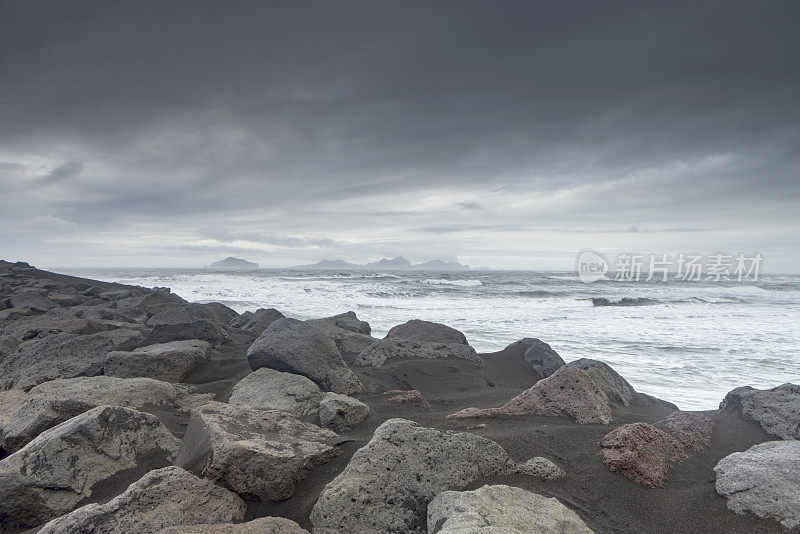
[58,267,800,411]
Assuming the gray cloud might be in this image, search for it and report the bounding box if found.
[0,1,798,269]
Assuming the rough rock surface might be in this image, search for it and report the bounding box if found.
[656,411,715,451]
[318,391,370,431]
[601,422,687,488]
[37,466,246,534]
[156,517,310,534]
[105,339,212,382]
[177,401,341,501]
[2,376,211,452]
[0,405,179,529]
[0,331,114,391]
[143,319,231,347]
[230,307,284,336]
[427,484,594,534]
[518,338,565,378]
[307,311,376,355]
[448,367,612,424]
[147,302,238,328]
[0,389,26,428]
[384,389,432,408]
[566,358,637,406]
[247,318,364,395]
[310,418,510,533]
[386,319,467,344]
[514,457,566,479]
[228,367,323,417]
[0,308,92,356]
[720,383,800,440]
[355,337,480,367]
[714,440,800,529]
[115,290,188,318]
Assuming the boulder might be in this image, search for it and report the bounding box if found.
[105,339,212,382]
[228,367,323,417]
[319,392,370,431]
[310,418,510,533]
[115,290,189,318]
[448,367,612,424]
[427,484,594,534]
[0,405,179,529]
[307,312,376,355]
[566,358,636,407]
[714,441,800,529]
[156,517,310,534]
[230,307,284,336]
[0,331,114,391]
[0,389,26,428]
[177,401,341,501]
[4,290,58,313]
[600,422,687,488]
[37,466,246,534]
[2,376,211,453]
[514,338,565,378]
[355,337,479,367]
[514,457,566,479]
[386,319,467,344]
[656,411,715,451]
[142,319,231,347]
[720,383,800,440]
[147,302,238,328]
[0,308,91,355]
[247,318,364,395]
[96,327,145,350]
[384,389,431,409]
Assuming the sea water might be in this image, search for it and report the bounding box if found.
[59,268,800,410]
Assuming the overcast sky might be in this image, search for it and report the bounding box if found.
[1,1,798,271]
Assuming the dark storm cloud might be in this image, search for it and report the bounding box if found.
[0,0,798,268]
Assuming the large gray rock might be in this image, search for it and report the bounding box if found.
[156,517,310,534]
[720,383,800,440]
[319,391,370,432]
[142,319,231,347]
[0,389,26,428]
[310,418,510,533]
[105,339,212,382]
[427,484,594,534]
[386,319,467,344]
[448,367,612,424]
[0,405,179,529]
[115,290,189,318]
[715,441,800,528]
[177,401,341,501]
[519,338,565,378]
[513,457,566,480]
[247,318,364,395]
[147,302,238,328]
[0,309,92,358]
[230,307,284,336]
[2,376,211,452]
[3,290,58,313]
[37,466,246,534]
[307,311,376,355]
[355,337,480,367]
[0,331,114,391]
[566,358,637,407]
[228,367,323,417]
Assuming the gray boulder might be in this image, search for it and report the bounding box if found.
[147,302,238,328]
[228,367,323,417]
[428,484,594,534]
[720,383,800,440]
[386,319,467,344]
[105,339,211,382]
[310,418,510,533]
[247,318,364,395]
[518,338,565,378]
[230,307,284,336]
[0,332,114,391]
[0,308,92,356]
[0,389,26,428]
[37,466,246,534]
[177,401,341,501]
[156,517,310,533]
[115,290,189,318]
[307,311,376,355]
[355,337,480,367]
[566,358,637,407]
[142,319,231,347]
[0,405,179,529]
[715,441,800,528]
[4,290,58,313]
[319,391,370,431]
[514,457,566,480]
[2,376,211,452]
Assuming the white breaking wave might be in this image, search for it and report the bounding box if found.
[421,278,483,287]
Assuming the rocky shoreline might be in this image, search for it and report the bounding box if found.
[0,260,797,533]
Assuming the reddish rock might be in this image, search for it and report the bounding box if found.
[383,389,431,409]
[657,411,715,451]
[601,422,687,487]
[447,367,612,424]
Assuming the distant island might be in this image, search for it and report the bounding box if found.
[207,257,259,270]
[293,257,469,271]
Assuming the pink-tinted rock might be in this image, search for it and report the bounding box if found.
[447,367,612,424]
[657,411,715,451]
[601,422,687,487]
[384,389,431,409]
